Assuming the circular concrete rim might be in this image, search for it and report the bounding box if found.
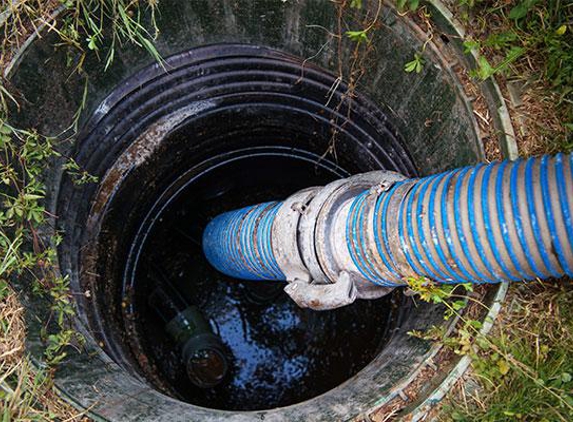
[405,1,515,419]
[3,0,517,420]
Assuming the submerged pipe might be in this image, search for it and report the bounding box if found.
[203,154,573,309]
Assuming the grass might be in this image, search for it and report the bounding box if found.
[456,0,573,155]
[406,278,573,421]
[0,1,160,420]
[1,280,85,421]
[437,280,573,422]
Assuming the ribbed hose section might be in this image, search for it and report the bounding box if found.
[203,154,573,288]
[203,201,284,280]
[347,153,573,285]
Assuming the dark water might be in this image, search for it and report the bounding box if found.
[127,153,397,410]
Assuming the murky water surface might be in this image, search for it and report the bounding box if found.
[130,155,396,410]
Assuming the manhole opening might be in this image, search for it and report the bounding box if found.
[78,44,420,411]
[127,150,403,410]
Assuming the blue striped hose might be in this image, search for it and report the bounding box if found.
[203,154,573,287]
[202,201,284,280]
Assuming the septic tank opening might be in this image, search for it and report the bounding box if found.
[43,41,485,419]
[73,43,421,410]
[127,151,402,410]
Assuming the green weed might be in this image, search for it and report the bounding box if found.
[404,52,425,73]
[397,0,422,12]
[461,1,573,141]
[446,282,573,421]
[0,0,161,366]
[0,1,162,418]
[407,278,573,422]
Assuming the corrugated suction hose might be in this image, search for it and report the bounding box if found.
[203,154,573,309]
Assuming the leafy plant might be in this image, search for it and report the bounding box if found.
[406,276,472,319]
[406,274,573,422]
[0,1,163,418]
[508,0,539,21]
[350,0,363,9]
[345,29,369,44]
[439,282,573,421]
[397,0,421,12]
[462,39,480,54]
[404,52,425,73]
[460,0,573,155]
[464,1,573,92]
[62,158,98,185]
[471,46,526,80]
